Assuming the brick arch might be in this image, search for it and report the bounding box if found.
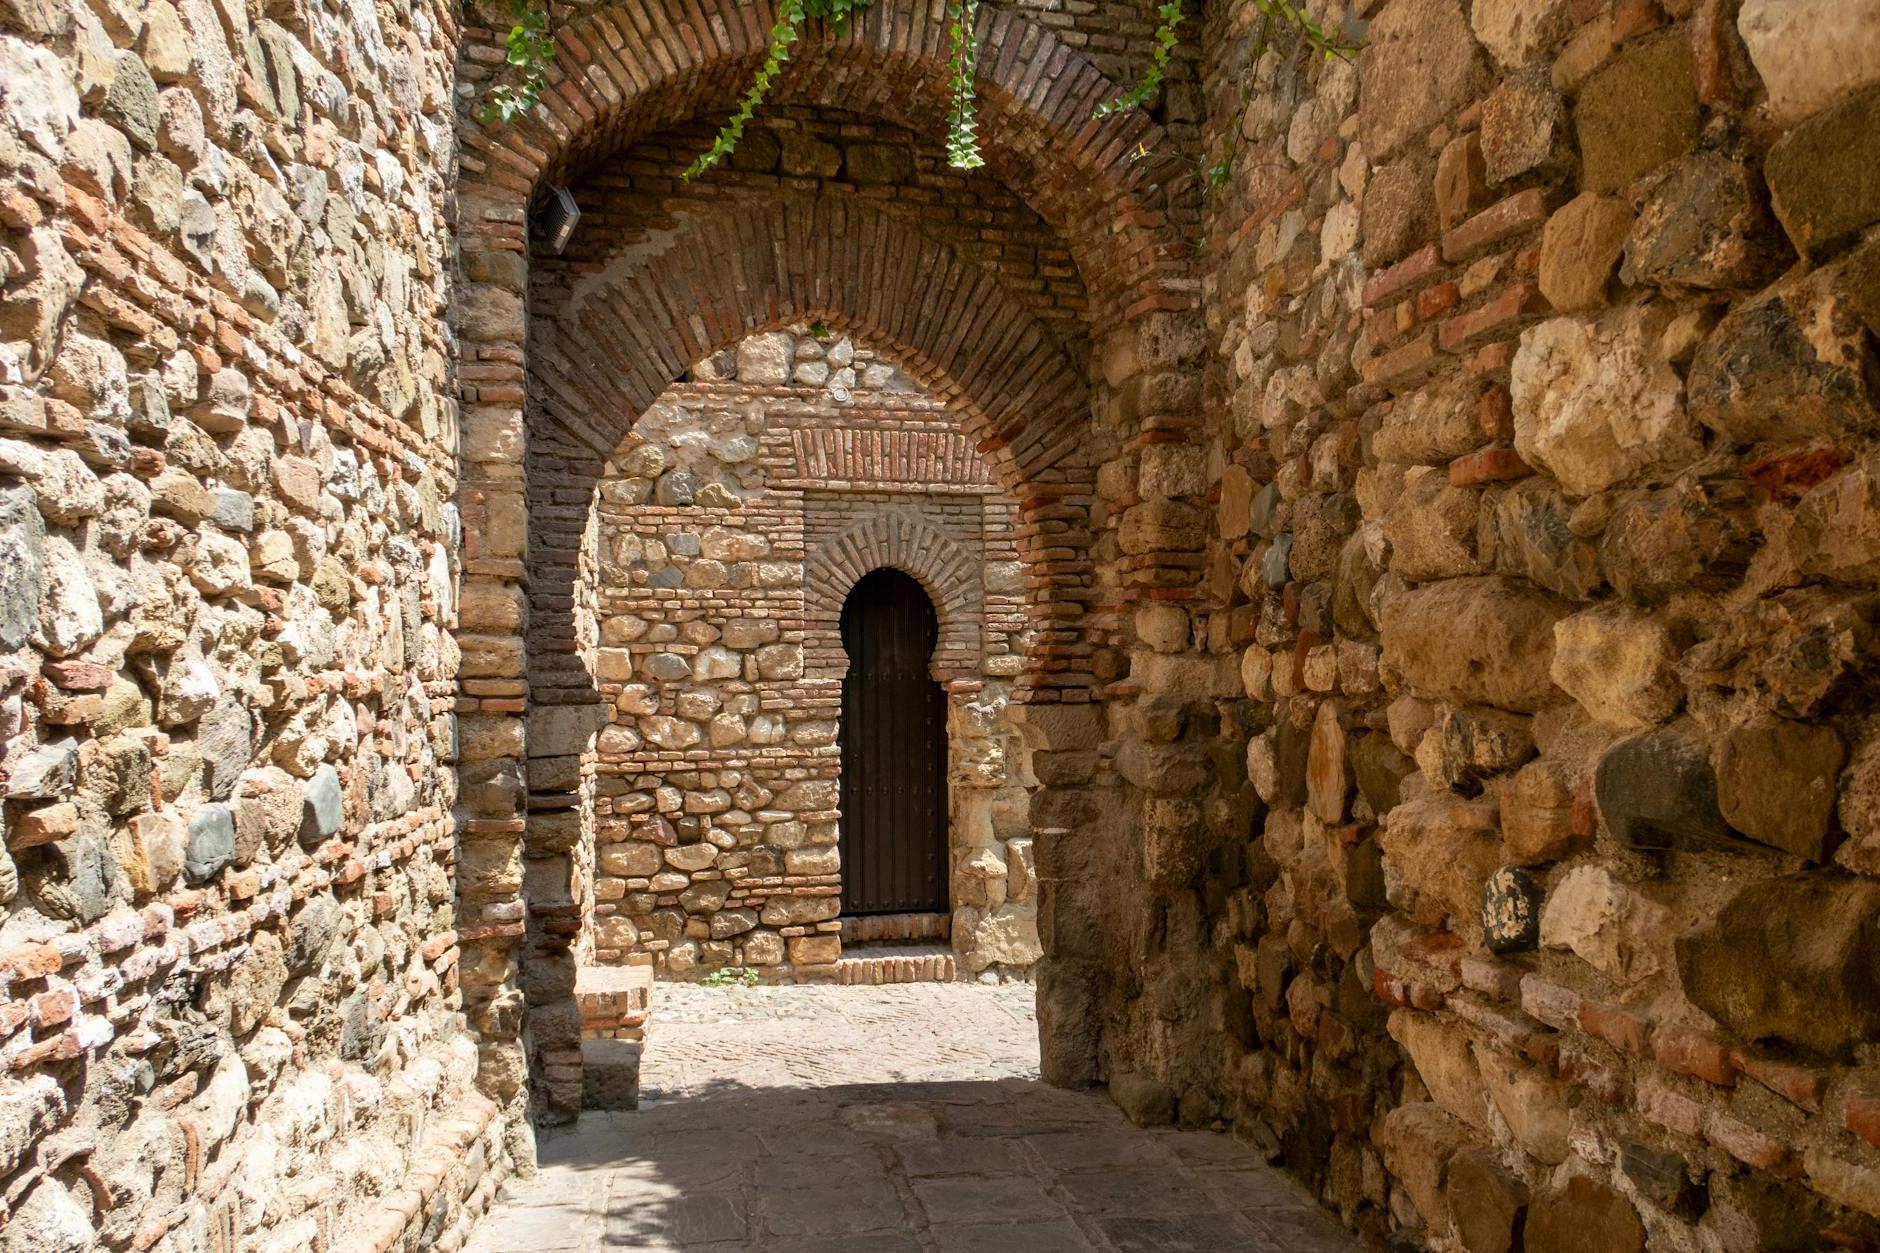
[458,0,1193,314]
[529,193,1090,483]
[804,511,987,686]
[522,191,1100,711]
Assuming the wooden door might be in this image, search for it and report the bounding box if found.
[839,569,948,915]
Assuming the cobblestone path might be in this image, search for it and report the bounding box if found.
[467,983,1355,1252]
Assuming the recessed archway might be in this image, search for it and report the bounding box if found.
[452,0,1209,1125]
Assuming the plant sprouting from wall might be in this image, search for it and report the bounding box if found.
[479,0,555,125]
[1194,0,1356,189]
[683,0,988,176]
[1094,0,1185,119]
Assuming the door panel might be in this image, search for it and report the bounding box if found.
[839,569,948,915]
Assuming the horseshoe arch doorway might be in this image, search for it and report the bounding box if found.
[839,568,949,916]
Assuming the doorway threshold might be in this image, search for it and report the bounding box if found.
[837,942,957,985]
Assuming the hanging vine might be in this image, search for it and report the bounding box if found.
[684,0,813,178]
[1197,0,1356,188]
[945,0,986,169]
[480,0,1357,190]
[1094,0,1185,119]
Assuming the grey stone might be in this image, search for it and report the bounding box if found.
[0,486,44,651]
[6,739,77,799]
[179,191,215,270]
[185,803,236,882]
[197,700,251,802]
[653,470,697,506]
[209,487,254,531]
[1593,728,1740,852]
[300,763,342,845]
[287,892,339,972]
[1248,482,1282,536]
[103,52,159,150]
[1260,535,1292,588]
[582,1037,641,1111]
[1618,1140,1705,1220]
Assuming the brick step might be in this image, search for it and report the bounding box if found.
[576,963,653,1038]
[836,943,956,985]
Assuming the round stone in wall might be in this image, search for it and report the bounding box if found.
[1482,865,1543,954]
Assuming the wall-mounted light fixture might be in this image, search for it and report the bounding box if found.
[536,185,581,254]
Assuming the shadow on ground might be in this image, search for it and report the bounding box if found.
[467,1076,1356,1252]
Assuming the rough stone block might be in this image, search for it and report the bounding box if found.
[1676,874,1880,1055]
[1573,34,1699,193]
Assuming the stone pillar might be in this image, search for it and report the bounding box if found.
[453,208,537,1133]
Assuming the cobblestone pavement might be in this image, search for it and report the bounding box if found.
[467,983,1356,1252]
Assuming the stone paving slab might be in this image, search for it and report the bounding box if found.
[466,983,1356,1252]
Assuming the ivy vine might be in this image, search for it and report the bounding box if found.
[1094,0,1185,119]
[945,0,986,170]
[480,0,1357,192]
[684,0,812,178]
[478,0,555,125]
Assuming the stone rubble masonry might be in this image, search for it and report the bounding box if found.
[1197,0,1880,1248]
[0,0,531,1247]
[10,0,1878,1248]
[575,327,1041,985]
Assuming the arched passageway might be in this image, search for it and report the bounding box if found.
[450,0,1211,1131]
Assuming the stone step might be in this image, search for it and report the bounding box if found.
[835,943,956,985]
[581,1038,642,1111]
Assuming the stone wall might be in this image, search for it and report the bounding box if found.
[576,327,1041,981]
[0,0,520,1249]
[18,0,1878,1246]
[1158,0,1880,1247]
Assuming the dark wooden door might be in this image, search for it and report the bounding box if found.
[839,569,948,915]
